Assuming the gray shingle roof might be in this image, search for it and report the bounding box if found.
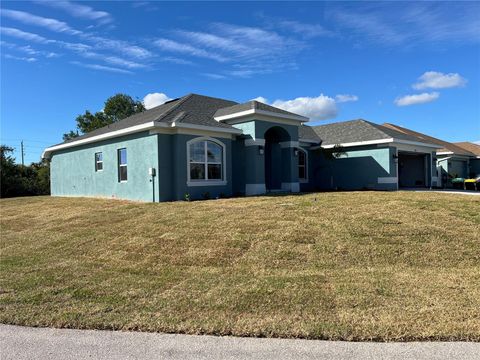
[57,94,238,146]
[312,119,440,146]
[298,125,321,143]
[382,123,476,156]
[214,100,305,119]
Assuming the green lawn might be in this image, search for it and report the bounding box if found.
[0,192,479,341]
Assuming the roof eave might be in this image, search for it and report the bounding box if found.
[214,109,309,123]
[42,121,243,159]
[42,121,162,159]
[312,137,440,150]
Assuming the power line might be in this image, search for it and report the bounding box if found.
[0,138,57,144]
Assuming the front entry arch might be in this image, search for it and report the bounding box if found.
[264,126,291,191]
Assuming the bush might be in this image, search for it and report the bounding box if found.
[0,145,50,198]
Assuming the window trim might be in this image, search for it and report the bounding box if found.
[298,148,308,183]
[117,148,128,183]
[186,137,227,187]
[95,152,103,172]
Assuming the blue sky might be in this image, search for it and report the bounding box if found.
[1,1,479,164]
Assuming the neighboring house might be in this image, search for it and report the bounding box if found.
[43,94,320,202]
[310,120,440,190]
[452,141,480,179]
[381,124,480,187]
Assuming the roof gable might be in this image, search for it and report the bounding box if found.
[214,100,308,122]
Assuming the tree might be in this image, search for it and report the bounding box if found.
[63,130,79,141]
[0,145,50,198]
[0,145,19,197]
[104,93,145,122]
[63,93,145,140]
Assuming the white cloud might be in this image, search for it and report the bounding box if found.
[154,38,228,62]
[83,34,152,59]
[335,94,359,103]
[143,93,172,109]
[0,8,81,35]
[155,22,302,77]
[276,20,334,38]
[2,8,149,60]
[413,71,467,90]
[271,95,338,120]
[327,2,480,46]
[4,54,37,62]
[0,26,53,44]
[251,96,268,103]
[202,73,227,80]
[37,1,112,24]
[70,61,132,74]
[161,57,195,65]
[394,92,439,106]
[78,51,147,69]
[1,40,59,58]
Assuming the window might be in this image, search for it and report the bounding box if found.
[95,152,103,172]
[298,149,307,181]
[188,139,224,183]
[118,148,127,182]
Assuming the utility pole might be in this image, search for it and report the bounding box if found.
[21,140,25,166]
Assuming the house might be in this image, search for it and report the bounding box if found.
[43,94,320,202]
[381,124,480,187]
[310,120,440,190]
[42,94,451,202]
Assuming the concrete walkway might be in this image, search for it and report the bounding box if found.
[400,188,480,196]
[1,324,479,360]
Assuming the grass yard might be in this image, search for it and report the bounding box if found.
[0,192,479,341]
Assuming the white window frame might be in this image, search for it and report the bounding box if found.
[95,152,103,172]
[298,148,308,183]
[117,148,127,183]
[186,137,227,187]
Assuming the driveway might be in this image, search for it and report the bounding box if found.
[1,324,479,360]
[401,188,480,196]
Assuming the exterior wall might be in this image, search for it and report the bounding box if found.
[154,134,234,201]
[50,131,159,202]
[298,145,316,192]
[436,155,472,187]
[450,159,468,178]
[49,119,306,202]
[314,145,397,191]
[232,119,301,195]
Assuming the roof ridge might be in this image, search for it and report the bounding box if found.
[154,94,193,123]
[361,121,398,139]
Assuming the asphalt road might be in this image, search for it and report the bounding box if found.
[1,324,478,360]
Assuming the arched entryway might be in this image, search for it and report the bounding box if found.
[264,126,291,191]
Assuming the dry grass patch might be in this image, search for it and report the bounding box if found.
[0,192,479,341]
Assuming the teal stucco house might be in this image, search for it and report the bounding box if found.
[43,93,444,202]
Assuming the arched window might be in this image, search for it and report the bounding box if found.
[298,149,308,182]
[187,138,226,185]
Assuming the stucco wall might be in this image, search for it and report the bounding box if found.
[169,134,233,201]
[314,146,396,190]
[50,131,159,202]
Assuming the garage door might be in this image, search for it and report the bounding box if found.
[398,153,426,187]
[448,160,468,179]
